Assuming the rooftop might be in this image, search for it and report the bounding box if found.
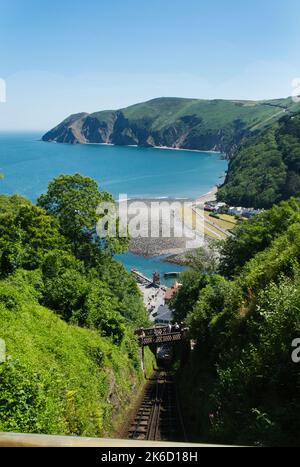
[165,282,180,301]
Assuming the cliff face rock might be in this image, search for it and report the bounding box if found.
[43,113,89,144]
[42,97,300,155]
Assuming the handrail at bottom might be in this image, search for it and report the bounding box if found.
[0,432,227,447]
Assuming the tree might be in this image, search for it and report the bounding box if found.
[218,111,300,209]
[84,279,126,345]
[219,197,300,278]
[0,200,68,276]
[98,258,149,327]
[37,173,128,260]
[186,245,219,275]
[170,269,209,323]
[175,198,300,446]
[41,250,88,322]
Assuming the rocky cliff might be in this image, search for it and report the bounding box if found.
[43,96,300,155]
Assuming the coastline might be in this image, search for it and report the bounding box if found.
[44,139,223,155]
[193,186,218,205]
[87,142,222,155]
[125,186,218,261]
[42,138,221,263]
[152,145,221,154]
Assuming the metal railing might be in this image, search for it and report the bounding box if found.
[0,432,220,447]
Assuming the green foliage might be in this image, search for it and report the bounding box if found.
[98,258,149,328]
[170,247,218,323]
[37,173,128,259]
[43,96,300,153]
[84,279,125,344]
[173,199,300,446]
[37,173,103,239]
[218,112,300,208]
[0,179,150,437]
[0,281,144,436]
[0,184,148,338]
[0,360,48,433]
[39,250,148,335]
[186,246,219,275]
[43,267,89,322]
[170,269,209,323]
[219,197,300,278]
[0,197,67,276]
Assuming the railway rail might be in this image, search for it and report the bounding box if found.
[127,370,186,442]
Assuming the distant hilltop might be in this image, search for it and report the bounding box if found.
[42,96,300,156]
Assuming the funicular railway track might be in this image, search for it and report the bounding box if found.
[128,370,186,442]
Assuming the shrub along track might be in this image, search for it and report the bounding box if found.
[126,369,186,442]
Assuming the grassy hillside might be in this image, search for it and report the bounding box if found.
[42,98,300,209]
[171,198,300,446]
[122,97,298,132]
[42,98,300,208]
[0,175,155,437]
[0,274,149,436]
[43,96,300,154]
[218,111,300,208]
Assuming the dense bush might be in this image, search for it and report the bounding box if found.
[0,175,149,338]
[219,197,300,278]
[0,280,149,436]
[0,175,152,436]
[218,112,300,209]
[174,199,300,446]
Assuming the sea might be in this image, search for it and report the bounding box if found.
[0,132,228,285]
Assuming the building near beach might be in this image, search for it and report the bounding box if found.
[228,206,262,218]
[165,282,180,303]
[204,201,227,213]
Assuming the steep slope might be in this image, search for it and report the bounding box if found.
[0,275,147,436]
[172,198,300,446]
[0,187,155,437]
[42,97,300,154]
[218,111,300,208]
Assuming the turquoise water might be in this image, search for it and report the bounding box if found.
[115,252,187,287]
[0,132,227,201]
[0,132,227,278]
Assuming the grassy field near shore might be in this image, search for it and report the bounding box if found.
[204,212,238,232]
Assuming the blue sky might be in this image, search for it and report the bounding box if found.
[0,0,300,129]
